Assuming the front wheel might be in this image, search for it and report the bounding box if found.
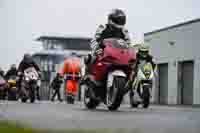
[30,94,35,103]
[21,97,28,103]
[0,89,6,100]
[107,77,126,111]
[29,86,35,103]
[8,89,17,101]
[20,88,28,103]
[142,86,150,108]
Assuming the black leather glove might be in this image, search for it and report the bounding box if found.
[39,71,41,77]
[95,48,103,55]
[99,41,105,49]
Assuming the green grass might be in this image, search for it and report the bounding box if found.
[0,120,42,133]
[0,120,142,133]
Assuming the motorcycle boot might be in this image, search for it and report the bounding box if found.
[80,54,97,85]
[132,80,142,103]
[125,80,133,93]
[36,86,40,101]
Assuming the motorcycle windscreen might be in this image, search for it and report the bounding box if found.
[102,39,136,65]
[140,63,154,79]
[24,67,39,80]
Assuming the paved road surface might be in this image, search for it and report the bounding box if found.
[0,100,200,133]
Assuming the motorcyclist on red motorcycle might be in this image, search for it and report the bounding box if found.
[17,53,41,100]
[85,9,131,72]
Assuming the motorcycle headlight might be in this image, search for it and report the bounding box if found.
[144,71,151,79]
[25,77,30,81]
[37,80,41,86]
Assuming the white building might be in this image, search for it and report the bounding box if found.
[144,18,200,105]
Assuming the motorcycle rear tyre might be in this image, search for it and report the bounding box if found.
[83,84,99,109]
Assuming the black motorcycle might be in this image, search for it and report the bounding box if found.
[20,67,39,103]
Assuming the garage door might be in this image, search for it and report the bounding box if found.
[158,63,168,104]
[180,61,194,105]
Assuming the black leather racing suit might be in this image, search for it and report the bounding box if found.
[84,24,131,74]
[135,53,156,71]
[50,75,63,102]
[5,68,18,80]
[17,58,41,100]
[126,53,156,91]
[90,24,131,55]
[18,59,40,73]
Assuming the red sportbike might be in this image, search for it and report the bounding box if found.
[81,38,137,110]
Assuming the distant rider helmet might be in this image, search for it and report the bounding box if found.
[138,43,150,58]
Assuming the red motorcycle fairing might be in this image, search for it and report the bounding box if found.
[90,39,136,81]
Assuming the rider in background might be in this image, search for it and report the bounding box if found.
[126,43,157,90]
[0,67,4,77]
[0,67,6,100]
[85,8,131,71]
[60,52,81,103]
[17,53,41,99]
[5,64,18,80]
[136,44,157,72]
[18,54,40,73]
[50,73,63,102]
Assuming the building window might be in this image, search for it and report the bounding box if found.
[43,40,48,49]
[168,41,175,46]
[54,44,63,50]
[44,60,48,71]
[48,60,53,71]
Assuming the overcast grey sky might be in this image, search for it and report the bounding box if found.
[0,0,200,70]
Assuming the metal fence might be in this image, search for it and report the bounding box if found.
[39,80,51,100]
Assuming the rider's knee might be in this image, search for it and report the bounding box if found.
[84,54,92,65]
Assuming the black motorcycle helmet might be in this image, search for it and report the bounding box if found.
[0,67,4,76]
[56,72,60,77]
[108,9,126,28]
[23,53,33,62]
[23,53,31,59]
[10,64,17,70]
[138,44,150,58]
[56,72,63,79]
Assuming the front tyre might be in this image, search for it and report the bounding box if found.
[30,85,35,103]
[142,86,150,108]
[107,77,126,111]
[21,97,28,103]
[8,89,17,101]
[20,88,28,103]
[30,93,35,103]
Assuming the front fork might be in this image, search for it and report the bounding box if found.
[131,79,153,99]
[107,70,127,94]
